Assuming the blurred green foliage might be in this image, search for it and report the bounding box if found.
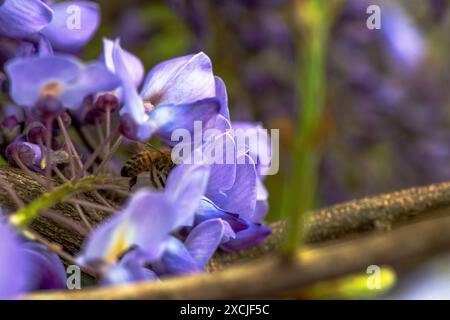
[83,0,192,67]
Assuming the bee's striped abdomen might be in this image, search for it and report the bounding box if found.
[121,149,174,190]
[121,151,153,177]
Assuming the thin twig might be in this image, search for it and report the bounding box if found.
[44,118,54,189]
[81,130,119,176]
[57,116,83,171]
[53,167,69,183]
[93,135,123,176]
[73,203,93,231]
[0,175,24,208]
[105,108,111,156]
[92,190,116,209]
[68,198,116,214]
[41,210,89,236]
[72,117,96,153]
[95,119,104,145]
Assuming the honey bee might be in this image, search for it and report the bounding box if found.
[121,143,175,190]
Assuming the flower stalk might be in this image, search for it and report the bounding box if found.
[282,0,332,255]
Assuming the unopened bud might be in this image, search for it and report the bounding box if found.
[95,93,119,113]
[32,95,64,121]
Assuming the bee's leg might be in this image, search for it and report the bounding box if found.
[129,176,138,191]
[150,170,164,189]
[158,171,167,187]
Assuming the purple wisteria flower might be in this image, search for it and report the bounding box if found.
[21,242,67,291]
[0,220,66,299]
[86,38,145,117]
[205,148,271,252]
[103,218,234,285]
[6,54,120,115]
[168,78,272,251]
[6,135,43,171]
[382,4,425,70]
[102,38,144,90]
[39,1,100,52]
[0,221,27,299]
[0,0,100,52]
[186,93,272,251]
[0,0,53,39]
[76,163,211,274]
[0,103,23,144]
[110,40,220,142]
[151,218,234,277]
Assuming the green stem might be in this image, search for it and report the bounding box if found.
[9,175,105,230]
[282,0,330,255]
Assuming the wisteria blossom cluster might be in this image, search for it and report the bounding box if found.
[0,1,271,298]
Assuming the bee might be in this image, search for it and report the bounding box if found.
[121,143,175,191]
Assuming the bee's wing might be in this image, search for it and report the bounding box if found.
[122,141,147,155]
[143,142,168,155]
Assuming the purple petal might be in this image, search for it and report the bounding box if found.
[151,237,201,276]
[21,242,66,290]
[165,164,210,228]
[254,200,269,224]
[212,114,232,133]
[140,52,216,106]
[77,190,177,266]
[15,41,37,58]
[76,213,124,267]
[204,131,236,192]
[0,221,27,299]
[120,192,177,261]
[214,76,230,120]
[148,98,220,145]
[206,154,257,220]
[5,55,82,108]
[100,249,158,286]
[102,38,144,87]
[41,1,100,52]
[38,34,54,57]
[221,223,272,252]
[112,40,153,141]
[62,61,121,110]
[253,178,269,223]
[195,198,249,233]
[185,219,235,267]
[382,5,425,69]
[233,122,272,177]
[0,0,53,39]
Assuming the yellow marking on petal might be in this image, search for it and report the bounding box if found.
[40,157,46,169]
[40,81,63,97]
[105,229,129,265]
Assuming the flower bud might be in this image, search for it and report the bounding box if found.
[1,115,22,143]
[95,93,119,113]
[27,122,47,144]
[6,140,43,171]
[32,95,64,121]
